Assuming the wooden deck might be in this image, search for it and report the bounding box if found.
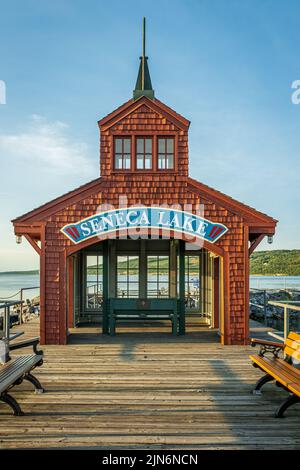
[0,318,299,449]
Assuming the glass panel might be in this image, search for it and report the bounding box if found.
[158,155,165,169]
[115,138,122,153]
[117,283,128,298]
[145,138,152,153]
[124,154,131,169]
[117,256,128,270]
[167,138,174,153]
[147,255,169,298]
[117,255,139,298]
[158,283,169,297]
[136,138,144,153]
[158,138,165,153]
[167,154,174,169]
[185,255,200,311]
[115,155,123,169]
[124,138,131,153]
[136,155,144,169]
[86,255,103,310]
[145,155,152,169]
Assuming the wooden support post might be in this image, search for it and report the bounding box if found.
[170,239,177,298]
[108,240,116,298]
[213,257,220,329]
[102,240,109,334]
[67,256,74,329]
[178,239,185,335]
[139,240,147,298]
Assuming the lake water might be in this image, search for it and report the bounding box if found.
[0,273,300,300]
[0,274,40,300]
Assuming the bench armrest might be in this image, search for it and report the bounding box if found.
[9,337,43,355]
[251,338,284,358]
[251,338,284,348]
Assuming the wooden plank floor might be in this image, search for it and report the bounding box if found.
[0,318,299,449]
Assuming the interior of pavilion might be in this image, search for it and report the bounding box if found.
[68,237,223,338]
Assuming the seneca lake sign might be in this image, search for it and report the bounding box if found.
[61,206,228,245]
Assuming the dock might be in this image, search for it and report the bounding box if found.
[0,318,299,449]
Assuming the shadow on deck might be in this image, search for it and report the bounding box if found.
[0,317,299,450]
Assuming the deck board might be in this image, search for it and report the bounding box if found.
[0,318,299,450]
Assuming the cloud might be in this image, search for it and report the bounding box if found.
[0,115,95,176]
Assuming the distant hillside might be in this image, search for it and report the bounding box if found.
[0,270,39,275]
[250,250,300,276]
[0,250,299,276]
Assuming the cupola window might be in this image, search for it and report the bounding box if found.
[114,137,131,170]
[158,137,174,169]
[136,137,152,169]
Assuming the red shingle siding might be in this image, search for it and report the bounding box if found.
[13,97,274,346]
[41,180,247,345]
[100,103,189,178]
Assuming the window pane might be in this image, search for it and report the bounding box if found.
[136,138,144,153]
[136,155,144,169]
[145,155,152,169]
[115,138,122,153]
[158,138,165,153]
[124,138,131,153]
[86,255,103,310]
[167,138,174,153]
[145,138,152,153]
[124,155,131,169]
[167,155,174,169]
[115,155,123,169]
[158,155,165,169]
[118,283,128,297]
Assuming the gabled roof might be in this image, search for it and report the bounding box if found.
[12,177,106,224]
[98,95,190,131]
[188,177,278,227]
[12,174,277,232]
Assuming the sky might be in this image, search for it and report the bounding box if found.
[0,0,299,271]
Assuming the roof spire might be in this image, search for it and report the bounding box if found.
[133,17,155,100]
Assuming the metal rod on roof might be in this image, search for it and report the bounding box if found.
[142,17,146,90]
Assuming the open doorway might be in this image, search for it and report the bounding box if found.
[67,239,223,339]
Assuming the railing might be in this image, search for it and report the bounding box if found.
[267,301,300,340]
[0,286,39,324]
[250,288,268,324]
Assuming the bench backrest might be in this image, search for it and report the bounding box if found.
[284,332,300,364]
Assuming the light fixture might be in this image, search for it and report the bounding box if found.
[16,235,22,244]
[267,235,273,244]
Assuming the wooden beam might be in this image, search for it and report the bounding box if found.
[249,234,265,256]
[59,250,67,345]
[24,234,41,255]
[244,225,250,345]
[213,257,220,329]
[67,256,74,329]
[178,239,185,335]
[102,240,109,334]
[40,223,46,345]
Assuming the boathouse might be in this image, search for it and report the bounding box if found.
[12,23,277,345]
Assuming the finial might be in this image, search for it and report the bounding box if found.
[133,17,154,100]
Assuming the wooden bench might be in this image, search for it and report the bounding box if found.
[107,298,180,335]
[249,331,300,418]
[0,337,44,416]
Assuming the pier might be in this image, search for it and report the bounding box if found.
[0,317,299,449]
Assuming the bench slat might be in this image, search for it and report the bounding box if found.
[249,354,300,393]
[284,346,300,362]
[273,358,300,382]
[288,381,300,396]
[0,355,41,394]
[287,332,300,342]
